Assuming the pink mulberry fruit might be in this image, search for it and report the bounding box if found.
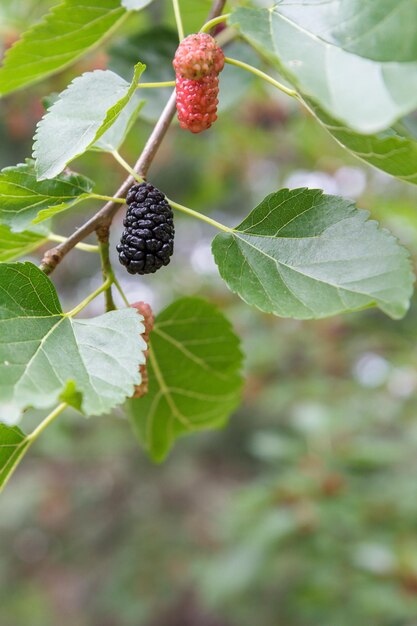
[173,33,224,80]
[176,73,220,134]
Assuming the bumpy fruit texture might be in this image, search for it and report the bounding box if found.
[130,301,154,399]
[173,33,224,80]
[117,183,174,275]
[174,33,224,134]
[176,73,220,133]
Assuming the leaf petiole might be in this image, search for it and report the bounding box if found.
[137,81,176,88]
[66,277,113,318]
[224,57,298,99]
[27,403,68,444]
[200,14,231,33]
[48,234,100,253]
[112,275,130,307]
[172,0,185,40]
[168,198,232,233]
[111,150,144,183]
[0,403,68,494]
[91,193,127,204]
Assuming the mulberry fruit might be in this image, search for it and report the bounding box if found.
[117,183,174,275]
[173,33,224,80]
[176,73,220,133]
[174,33,224,134]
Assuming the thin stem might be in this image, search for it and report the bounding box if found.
[134,90,177,180]
[111,150,143,183]
[168,198,232,233]
[224,57,298,99]
[104,283,116,311]
[98,236,117,312]
[66,277,112,318]
[0,402,68,494]
[113,275,130,307]
[137,81,176,89]
[48,234,99,253]
[200,13,230,33]
[91,193,126,204]
[27,403,67,443]
[172,0,185,40]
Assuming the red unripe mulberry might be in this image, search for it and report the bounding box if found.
[176,73,220,134]
[173,33,224,80]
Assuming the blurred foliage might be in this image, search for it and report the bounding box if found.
[1,2,417,625]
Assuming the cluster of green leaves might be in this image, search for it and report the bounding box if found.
[0,0,416,488]
[3,270,417,625]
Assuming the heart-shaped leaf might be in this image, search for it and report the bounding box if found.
[230,5,417,133]
[0,262,146,424]
[0,160,93,232]
[33,63,145,180]
[212,188,414,320]
[0,0,127,96]
[128,298,243,462]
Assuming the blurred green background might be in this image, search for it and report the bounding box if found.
[2,2,417,625]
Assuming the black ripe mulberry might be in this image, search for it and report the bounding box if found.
[117,183,174,275]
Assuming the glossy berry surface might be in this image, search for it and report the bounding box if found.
[117,183,174,275]
[176,73,219,133]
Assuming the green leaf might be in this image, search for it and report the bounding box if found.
[306,100,417,186]
[274,0,417,63]
[212,188,414,320]
[0,225,48,261]
[91,96,144,152]
[230,5,417,133]
[32,193,93,225]
[121,0,154,9]
[0,262,147,424]
[0,160,94,232]
[128,298,243,462]
[0,0,127,97]
[33,63,146,180]
[0,424,30,493]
